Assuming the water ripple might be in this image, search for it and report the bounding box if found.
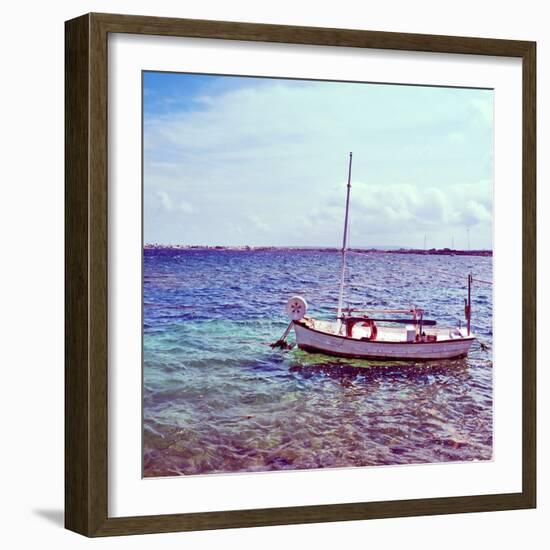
[143,249,493,477]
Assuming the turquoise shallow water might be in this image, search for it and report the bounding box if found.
[143,249,493,477]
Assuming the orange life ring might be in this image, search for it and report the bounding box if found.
[345,317,378,340]
[361,319,378,341]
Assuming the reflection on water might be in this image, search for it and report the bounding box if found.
[143,249,493,477]
[289,355,471,379]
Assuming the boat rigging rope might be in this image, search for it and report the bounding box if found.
[283,274,491,298]
[471,277,493,285]
[426,266,493,287]
[270,321,294,349]
[276,262,492,327]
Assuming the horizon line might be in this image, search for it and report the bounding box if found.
[143,243,494,252]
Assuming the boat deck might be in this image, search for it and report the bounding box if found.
[309,319,468,343]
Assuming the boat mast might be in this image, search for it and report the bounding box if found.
[337,152,353,324]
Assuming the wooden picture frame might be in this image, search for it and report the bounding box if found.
[65,12,536,537]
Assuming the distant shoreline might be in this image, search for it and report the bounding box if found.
[144,244,492,257]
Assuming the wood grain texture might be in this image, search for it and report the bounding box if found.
[65,14,91,535]
[521,42,537,508]
[64,12,537,537]
[92,12,533,56]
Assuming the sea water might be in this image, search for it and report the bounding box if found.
[143,249,493,476]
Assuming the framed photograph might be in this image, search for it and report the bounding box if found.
[65,13,536,537]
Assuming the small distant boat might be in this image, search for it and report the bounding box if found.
[277,152,476,361]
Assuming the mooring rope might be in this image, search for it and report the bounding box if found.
[270,321,294,349]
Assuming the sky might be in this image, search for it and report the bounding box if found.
[143,71,493,249]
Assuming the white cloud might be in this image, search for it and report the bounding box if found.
[308,180,491,248]
[459,200,492,226]
[144,79,493,249]
[155,190,195,215]
[179,201,195,214]
[248,214,270,233]
[156,190,173,211]
[469,97,493,125]
[448,132,465,144]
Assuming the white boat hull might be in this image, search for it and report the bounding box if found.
[293,321,475,361]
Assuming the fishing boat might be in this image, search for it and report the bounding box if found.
[275,152,476,361]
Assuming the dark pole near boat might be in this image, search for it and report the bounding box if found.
[464,273,472,335]
[337,152,353,325]
[467,273,472,335]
